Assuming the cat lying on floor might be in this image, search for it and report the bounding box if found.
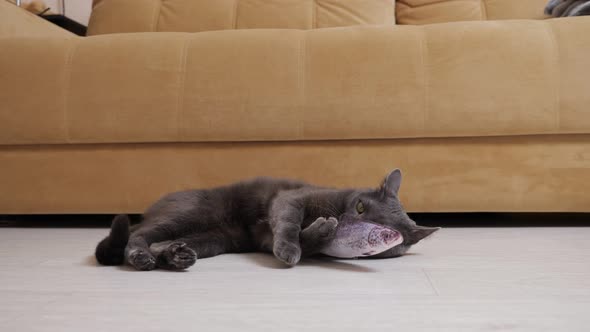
[546,0,590,17]
[95,169,439,270]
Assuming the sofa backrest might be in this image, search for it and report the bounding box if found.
[87,0,396,35]
[396,0,549,25]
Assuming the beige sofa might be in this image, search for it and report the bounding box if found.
[1,0,589,214]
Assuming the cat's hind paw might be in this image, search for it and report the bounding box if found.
[127,249,156,271]
[158,241,197,270]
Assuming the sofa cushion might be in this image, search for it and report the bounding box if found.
[87,0,396,35]
[396,0,549,25]
[2,19,590,145]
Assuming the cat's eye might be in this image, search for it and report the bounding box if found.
[356,201,365,214]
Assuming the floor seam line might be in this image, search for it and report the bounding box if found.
[423,268,440,296]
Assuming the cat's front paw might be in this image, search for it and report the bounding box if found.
[273,240,302,266]
[300,217,339,256]
[127,249,156,271]
[314,217,339,237]
[158,242,197,270]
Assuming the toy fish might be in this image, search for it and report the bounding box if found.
[320,218,403,258]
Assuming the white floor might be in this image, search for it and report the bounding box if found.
[1,227,589,332]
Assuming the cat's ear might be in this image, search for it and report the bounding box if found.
[406,225,440,245]
[381,169,402,195]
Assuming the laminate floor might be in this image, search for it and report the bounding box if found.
[0,227,589,331]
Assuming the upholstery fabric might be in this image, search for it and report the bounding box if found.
[396,0,550,25]
[2,135,590,213]
[2,2,590,213]
[2,19,590,145]
[87,0,396,35]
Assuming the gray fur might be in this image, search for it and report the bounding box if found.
[546,0,563,14]
[545,0,590,17]
[570,1,590,15]
[95,170,439,270]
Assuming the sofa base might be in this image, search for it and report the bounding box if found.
[1,135,589,213]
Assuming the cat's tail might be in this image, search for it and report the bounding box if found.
[95,214,131,265]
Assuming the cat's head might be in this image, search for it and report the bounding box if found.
[342,169,440,257]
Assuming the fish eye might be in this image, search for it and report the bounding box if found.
[356,201,365,214]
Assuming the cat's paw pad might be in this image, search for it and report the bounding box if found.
[316,217,338,237]
[273,240,301,266]
[128,249,156,271]
[161,242,197,270]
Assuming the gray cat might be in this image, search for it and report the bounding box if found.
[95,169,439,270]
